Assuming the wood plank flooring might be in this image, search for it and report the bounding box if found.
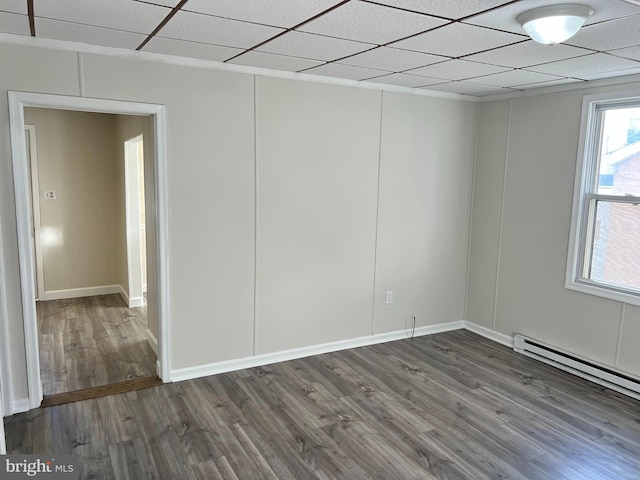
[37,294,157,396]
[6,330,640,479]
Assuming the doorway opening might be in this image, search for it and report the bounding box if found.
[7,92,170,411]
[26,109,158,403]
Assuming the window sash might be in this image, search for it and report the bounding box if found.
[577,194,640,295]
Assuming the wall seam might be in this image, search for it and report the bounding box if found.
[614,302,625,367]
[77,52,85,97]
[252,75,258,356]
[492,99,512,332]
[463,102,481,322]
[370,92,384,336]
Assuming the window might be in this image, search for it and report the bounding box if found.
[567,91,640,306]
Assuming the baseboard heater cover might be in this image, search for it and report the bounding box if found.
[513,334,640,401]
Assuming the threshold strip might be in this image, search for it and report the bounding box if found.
[41,376,163,407]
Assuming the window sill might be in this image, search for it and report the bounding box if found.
[565,278,640,308]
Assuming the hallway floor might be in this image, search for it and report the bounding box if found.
[37,294,157,396]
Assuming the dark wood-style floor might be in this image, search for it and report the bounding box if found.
[6,330,640,479]
[37,294,157,396]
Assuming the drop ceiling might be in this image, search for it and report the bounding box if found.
[2,0,640,97]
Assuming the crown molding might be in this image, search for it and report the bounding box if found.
[0,33,478,102]
[478,73,640,102]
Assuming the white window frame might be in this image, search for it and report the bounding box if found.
[566,90,640,307]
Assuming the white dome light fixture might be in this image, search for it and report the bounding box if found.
[516,4,593,45]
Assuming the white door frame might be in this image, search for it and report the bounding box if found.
[8,91,171,410]
[124,134,145,308]
[24,124,45,300]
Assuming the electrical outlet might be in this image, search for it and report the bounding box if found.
[385,291,393,305]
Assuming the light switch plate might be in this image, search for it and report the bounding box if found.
[43,190,56,200]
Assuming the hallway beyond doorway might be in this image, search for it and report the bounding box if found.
[37,294,157,397]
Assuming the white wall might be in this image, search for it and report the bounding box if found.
[375,92,475,334]
[255,77,381,354]
[0,41,476,405]
[467,82,640,378]
[466,100,509,329]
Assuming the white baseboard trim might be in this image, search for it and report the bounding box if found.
[171,320,465,383]
[129,297,144,308]
[11,397,30,414]
[415,320,466,338]
[42,285,121,301]
[463,321,513,347]
[119,285,144,308]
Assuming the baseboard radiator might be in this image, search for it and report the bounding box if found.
[513,334,640,401]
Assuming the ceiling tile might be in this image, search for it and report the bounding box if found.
[339,47,448,71]
[467,69,565,87]
[423,81,514,96]
[304,63,391,80]
[465,0,640,34]
[567,14,640,51]
[298,1,447,45]
[0,12,30,35]
[159,11,284,49]
[228,51,325,72]
[35,18,147,49]
[1,0,27,14]
[609,45,640,62]
[464,41,592,68]
[366,72,444,87]
[406,59,510,80]
[34,0,170,34]
[257,31,374,61]
[184,0,343,28]
[368,0,513,19]
[391,23,525,58]
[143,36,243,62]
[526,53,640,79]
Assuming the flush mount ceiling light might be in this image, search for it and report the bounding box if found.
[517,4,593,45]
